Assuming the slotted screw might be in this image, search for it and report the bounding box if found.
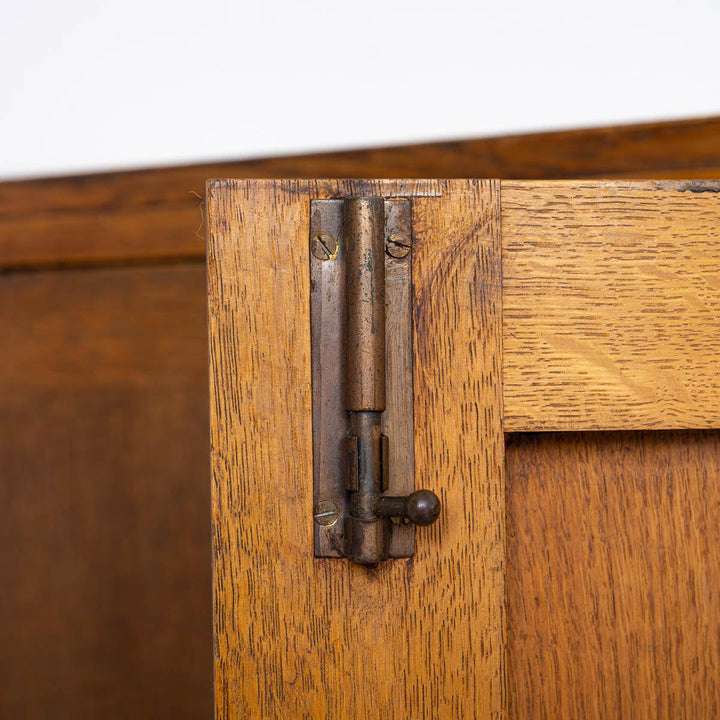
[311,232,338,261]
[385,231,411,259]
[314,500,339,526]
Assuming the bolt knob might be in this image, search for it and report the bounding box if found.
[372,490,441,526]
[405,490,441,526]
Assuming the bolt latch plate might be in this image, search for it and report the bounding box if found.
[310,198,415,559]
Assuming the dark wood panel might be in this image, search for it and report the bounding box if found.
[506,430,720,719]
[0,264,211,719]
[3,116,720,268]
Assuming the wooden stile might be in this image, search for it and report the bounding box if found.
[207,179,505,718]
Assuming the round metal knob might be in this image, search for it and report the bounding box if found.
[405,490,441,526]
[372,490,441,526]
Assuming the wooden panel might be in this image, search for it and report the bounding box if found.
[207,179,505,718]
[5,116,720,268]
[502,180,720,431]
[0,264,212,719]
[506,430,720,719]
[0,204,204,268]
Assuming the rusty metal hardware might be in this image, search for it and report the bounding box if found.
[310,196,441,564]
[373,490,441,526]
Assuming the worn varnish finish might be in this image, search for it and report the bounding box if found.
[207,179,504,718]
[0,265,211,719]
[506,430,720,719]
[503,181,720,431]
[5,116,720,269]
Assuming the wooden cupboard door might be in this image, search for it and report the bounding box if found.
[207,179,720,719]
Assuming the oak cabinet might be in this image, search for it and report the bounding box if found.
[2,117,720,717]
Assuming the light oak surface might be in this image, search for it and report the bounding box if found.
[208,177,720,719]
[503,181,720,431]
[207,179,505,718]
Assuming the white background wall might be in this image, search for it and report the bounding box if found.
[2,0,719,180]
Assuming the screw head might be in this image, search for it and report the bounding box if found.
[313,500,339,526]
[385,231,411,259]
[311,233,338,261]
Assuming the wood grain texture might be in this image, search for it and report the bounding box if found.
[207,179,505,718]
[502,180,720,431]
[0,264,212,719]
[6,115,720,718]
[506,430,720,719]
[5,115,720,268]
[0,203,205,268]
